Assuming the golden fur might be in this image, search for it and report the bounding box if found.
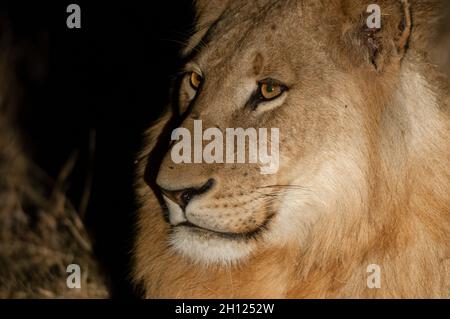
[133,0,450,298]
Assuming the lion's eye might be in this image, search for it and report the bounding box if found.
[189,71,203,90]
[246,78,288,111]
[258,80,286,101]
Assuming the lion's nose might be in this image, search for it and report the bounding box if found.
[158,178,215,209]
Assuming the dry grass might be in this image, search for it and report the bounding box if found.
[0,116,109,298]
[0,18,109,298]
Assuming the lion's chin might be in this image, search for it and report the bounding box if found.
[168,226,256,265]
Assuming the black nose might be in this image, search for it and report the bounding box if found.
[159,179,215,209]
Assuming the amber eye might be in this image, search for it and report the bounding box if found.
[189,71,203,90]
[259,81,286,101]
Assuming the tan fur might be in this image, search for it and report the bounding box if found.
[133,0,450,298]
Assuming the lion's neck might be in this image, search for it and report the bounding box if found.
[286,64,450,298]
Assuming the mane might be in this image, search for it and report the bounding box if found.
[291,58,450,297]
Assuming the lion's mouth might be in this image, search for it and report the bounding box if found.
[173,219,272,241]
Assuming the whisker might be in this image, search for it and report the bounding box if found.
[258,184,311,191]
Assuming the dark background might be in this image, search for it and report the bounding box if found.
[1,1,194,297]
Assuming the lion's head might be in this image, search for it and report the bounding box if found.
[134,0,449,298]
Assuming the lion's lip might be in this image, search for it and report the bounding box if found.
[173,218,271,241]
[175,221,233,235]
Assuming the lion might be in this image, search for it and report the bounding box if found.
[133,0,450,298]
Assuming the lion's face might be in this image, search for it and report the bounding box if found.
[147,1,392,264]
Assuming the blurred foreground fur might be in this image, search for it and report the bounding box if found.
[0,18,109,298]
[430,1,450,77]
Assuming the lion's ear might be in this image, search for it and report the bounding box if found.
[340,0,412,71]
[182,0,232,56]
[194,0,231,24]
